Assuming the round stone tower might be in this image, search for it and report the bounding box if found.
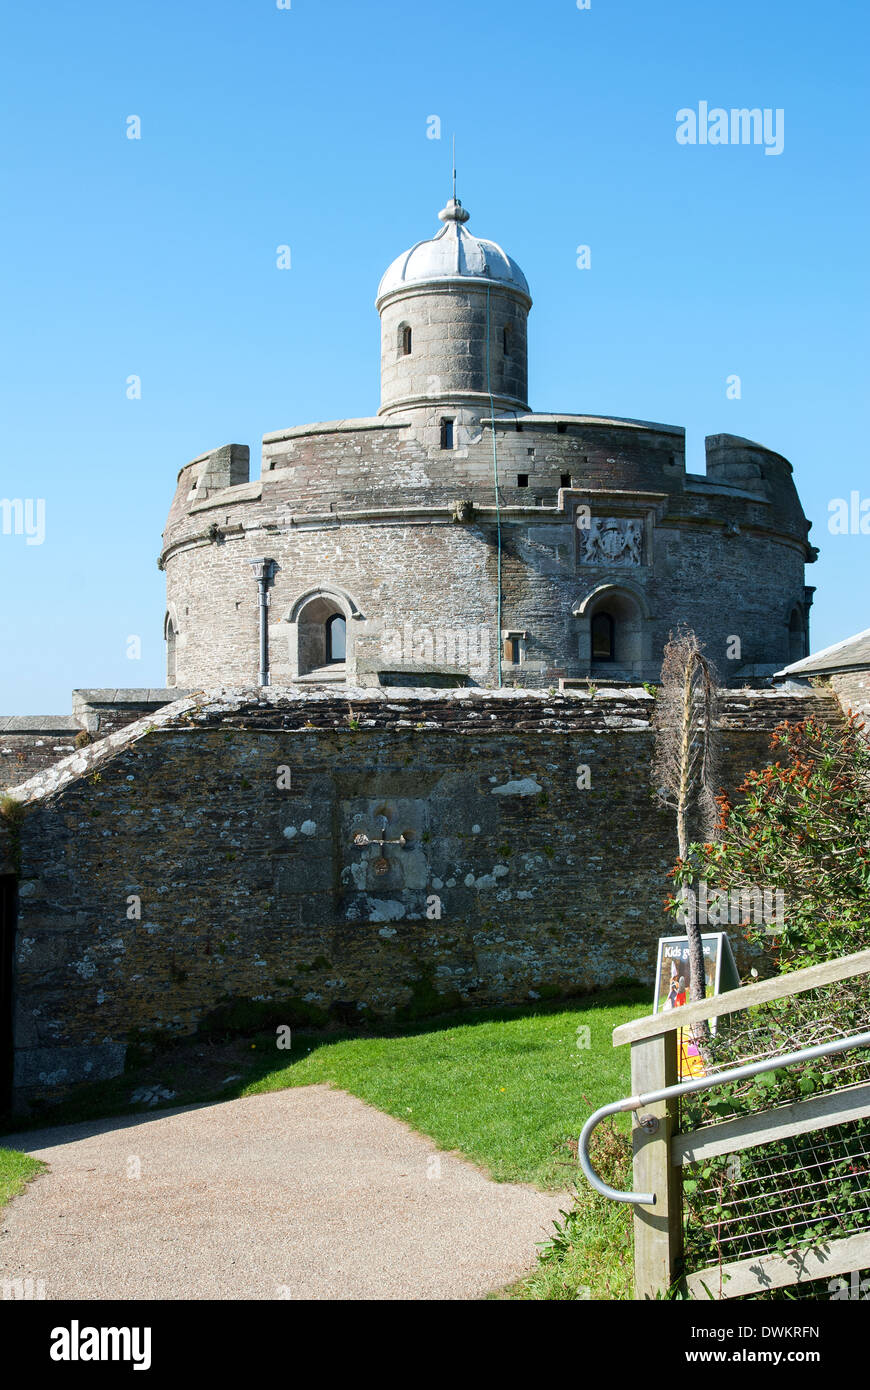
[376,198,531,446]
[160,191,816,692]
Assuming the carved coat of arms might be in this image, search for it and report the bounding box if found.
[577,517,643,566]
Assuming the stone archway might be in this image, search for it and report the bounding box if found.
[787,604,807,664]
[572,580,653,679]
[282,586,363,681]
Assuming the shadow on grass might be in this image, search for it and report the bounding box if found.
[1,984,650,1143]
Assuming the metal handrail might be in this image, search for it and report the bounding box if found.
[579,1029,870,1206]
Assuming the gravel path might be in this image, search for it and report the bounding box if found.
[1,1086,567,1300]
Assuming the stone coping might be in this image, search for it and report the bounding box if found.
[684,477,770,503]
[263,418,410,444]
[189,482,262,513]
[263,412,690,444]
[5,694,203,805]
[775,627,870,679]
[0,716,81,734]
[72,689,184,706]
[482,412,685,437]
[1,684,838,809]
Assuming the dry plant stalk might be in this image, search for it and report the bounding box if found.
[652,630,720,1009]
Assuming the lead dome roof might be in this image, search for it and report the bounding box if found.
[376,199,530,304]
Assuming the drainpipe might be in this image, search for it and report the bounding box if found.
[249,558,276,686]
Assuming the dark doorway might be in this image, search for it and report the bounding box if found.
[591,611,615,661]
[788,608,805,663]
[0,876,17,1114]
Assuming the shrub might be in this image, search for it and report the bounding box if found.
[667,714,870,970]
[0,794,24,826]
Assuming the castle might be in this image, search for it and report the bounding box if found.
[0,195,837,1112]
[161,196,817,691]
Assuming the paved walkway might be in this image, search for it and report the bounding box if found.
[1,1086,567,1300]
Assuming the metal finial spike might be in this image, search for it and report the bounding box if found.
[452,135,456,202]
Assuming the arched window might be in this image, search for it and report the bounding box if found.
[326,614,346,664]
[591,611,615,662]
[290,592,357,677]
[574,584,650,675]
[164,613,177,686]
[399,323,412,356]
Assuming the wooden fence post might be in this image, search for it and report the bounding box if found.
[631,1029,681,1298]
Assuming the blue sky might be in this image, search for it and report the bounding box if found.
[0,0,867,712]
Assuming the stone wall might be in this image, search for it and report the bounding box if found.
[0,718,80,793]
[71,690,184,739]
[378,282,530,417]
[828,671,870,732]
[7,685,840,1105]
[0,692,181,793]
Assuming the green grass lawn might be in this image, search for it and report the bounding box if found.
[0,1148,45,1211]
[244,990,648,1188]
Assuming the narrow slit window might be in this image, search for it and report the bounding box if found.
[401,325,412,356]
[441,418,454,450]
[165,616,177,686]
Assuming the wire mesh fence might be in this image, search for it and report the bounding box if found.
[682,977,870,1128]
[683,1120,870,1271]
[677,975,870,1287]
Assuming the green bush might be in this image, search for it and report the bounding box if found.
[667,714,870,970]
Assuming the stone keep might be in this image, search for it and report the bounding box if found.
[161,197,818,690]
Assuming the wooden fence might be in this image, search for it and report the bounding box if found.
[611,948,870,1299]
